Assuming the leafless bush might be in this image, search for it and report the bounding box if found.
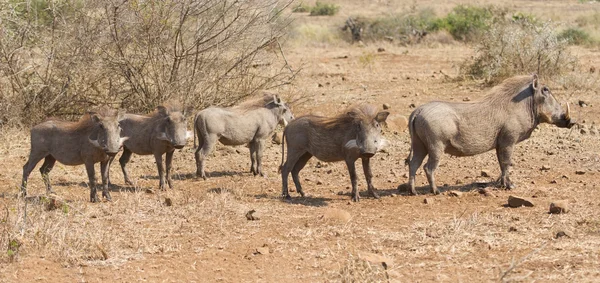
[0,0,296,126]
[462,19,577,84]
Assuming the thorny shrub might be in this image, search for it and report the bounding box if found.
[0,0,296,127]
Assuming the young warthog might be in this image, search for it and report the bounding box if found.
[115,104,192,190]
[404,74,574,195]
[280,104,389,202]
[194,93,294,179]
[21,108,127,202]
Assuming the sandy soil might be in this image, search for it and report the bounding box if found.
[2,1,600,282]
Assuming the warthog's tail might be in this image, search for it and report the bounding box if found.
[405,111,417,166]
[278,129,286,173]
[193,113,199,149]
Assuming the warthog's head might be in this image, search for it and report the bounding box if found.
[532,75,575,128]
[270,95,294,126]
[345,106,390,158]
[89,110,128,156]
[156,106,192,149]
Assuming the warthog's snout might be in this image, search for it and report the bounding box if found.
[361,152,375,158]
[174,144,185,149]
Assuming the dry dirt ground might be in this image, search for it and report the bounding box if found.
[2,1,600,282]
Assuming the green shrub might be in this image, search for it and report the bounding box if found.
[463,18,576,84]
[292,2,310,13]
[310,1,339,16]
[441,5,501,41]
[558,27,592,45]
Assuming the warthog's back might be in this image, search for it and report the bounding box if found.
[198,107,278,146]
[285,115,354,163]
[30,119,99,165]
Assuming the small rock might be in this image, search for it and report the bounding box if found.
[481,170,491,177]
[385,115,409,133]
[45,197,64,211]
[341,76,347,81]
[541,165,551,171]
[358,252,394,270]
[246,209,260,221]
[463,97,471,101]
[578,100,588,107]
[423,198,433,204]
[409,103,416,108]
[555,230,571,239]
[316,180,323,185]
[382,103,391,110]
[508,226,517,232]
[145,188,155,194]
[164,197,173,207]
[507,195,534,208]
[272,132,283,144]
[255,246,270,255]
[316,161,323,168]
[549,201,569,214]
[478,188,495,197]
[580,128,589,135]
[377,47,385,52]
[323,208,351,222]
[318,83,323,88]
[575,170,586,175]
[447,190,463,197]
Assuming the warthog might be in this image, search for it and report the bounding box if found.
[115,104,192,190]
[194,93,294,179]
[403,74,574,195]
[21,108,127,202]
[280,104,389,202]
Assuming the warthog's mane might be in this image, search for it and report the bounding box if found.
[233,92,280,111]
[315,104,378,129]
[55,106,117,132]
[148,102,184,118]
[483,75,535,106]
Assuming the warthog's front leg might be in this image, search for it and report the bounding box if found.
[85,162,99,203]
[100,160,112,201]
[154,152,166,190]
[345,158,359,202]
[119,147,134,185]
[165,150,174,189]
[40,155,56,194]
[496,144,516,189]
[361,157,379,199]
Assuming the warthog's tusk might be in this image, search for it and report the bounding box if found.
[565,102,571,120]
[89,138,101,148]
[119,137,129,145]
[283,119,289,127]
[344,139,358,150]
[185,130,193,140]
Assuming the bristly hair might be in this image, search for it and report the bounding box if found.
[233,92,279,111]
[314,104,379,129]
[482,75,536,106]
[149,101,184,118]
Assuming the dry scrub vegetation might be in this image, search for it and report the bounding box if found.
[2,0,600,282]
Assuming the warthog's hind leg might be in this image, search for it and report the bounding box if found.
[404,140,427,196]
[40,155,56,194]
[249,141,258,175]
[291,152,312,197]
[362,158,379,199]
[281,150,305,200]
[119,147,134,185]
[21,151,47,197]
[424,144,442,195]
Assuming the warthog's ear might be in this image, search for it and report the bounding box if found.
[156,105,169,116]
[273,94,283,105]
[90,113,101,123]
[375,111,390,123]
[532,74,539,90]
[183,106,194,117]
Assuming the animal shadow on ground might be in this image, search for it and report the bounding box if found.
[371,181,496,197]
[254,193,331,207]
[55,181,87,188]
[107,183,142,193]
[141,171,246,181]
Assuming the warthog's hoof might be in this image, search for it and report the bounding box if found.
[124,180,134,186]
[90,195,99,203]
[298,190,305,197]
[102,192,112,202]
[369,190,380,199]
[431,188,440,195]
[352,194,360,202]
[282,194,292,202]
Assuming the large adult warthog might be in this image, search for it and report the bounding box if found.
[115,104,192,190]
[21,108,127,202]
[403,74,574,195]
[280,104,389,202]
[194,93,294,179]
